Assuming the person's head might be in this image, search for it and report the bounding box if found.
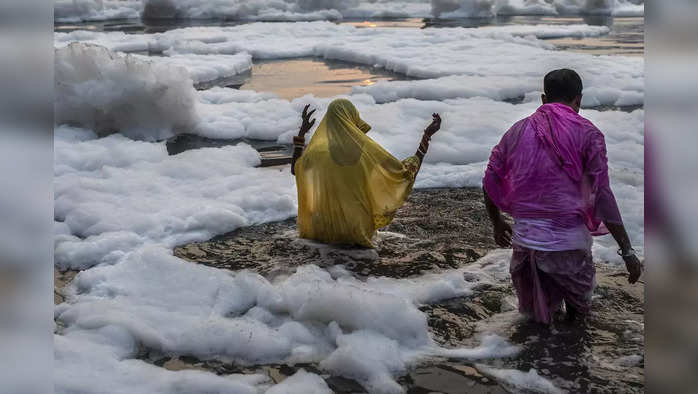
[325,99,371,166]
[327,99,371,133]
[542,69,583,113]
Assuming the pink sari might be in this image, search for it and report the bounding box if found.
[483,103,622,234]
[483,103,623,323]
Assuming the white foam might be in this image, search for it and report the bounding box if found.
[55,43,199,140]
[139,0,433,21]
[53,123,524,389]
[54,0,141,22]
[354,72,641,108]
[54,0,643,21]
[54,127,296,269]
[55,22,642,108]
[433,0,644,18]
[54,82,644,261]
[55,325,268,394]
[56,244,519,393]
[53,0,431,22]
[266,369,333,394]
[53,17,644,393]
[195,88,300,139]
[142,52,253,85]
[476,364,564,394]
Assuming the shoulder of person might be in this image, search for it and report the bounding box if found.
[575,114,604,136]
[506,117,531,136]
[581,120,607,151]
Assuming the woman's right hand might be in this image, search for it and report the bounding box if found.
[425,113,441,137]
[299,104,317,136]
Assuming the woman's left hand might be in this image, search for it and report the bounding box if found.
[425,113,441,137]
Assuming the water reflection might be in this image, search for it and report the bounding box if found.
[235,58,411,101]
[343,18,425,29]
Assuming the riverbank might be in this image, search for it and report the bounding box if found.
[167,187,645,393]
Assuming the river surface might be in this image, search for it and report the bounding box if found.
[54,14,645,393]
[61,15,643,161]
[56,16,643,100]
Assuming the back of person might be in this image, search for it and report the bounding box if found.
[496,103,598,251]
[482,68,642,324]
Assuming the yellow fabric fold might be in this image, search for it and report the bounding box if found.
[295,99,419,247]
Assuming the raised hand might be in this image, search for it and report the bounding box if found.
[299,104,317,136]
[424,113,442,137]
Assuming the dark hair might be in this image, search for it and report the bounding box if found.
[544,69,583,103]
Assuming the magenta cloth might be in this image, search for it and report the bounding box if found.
[483,103,623,235]
[511,247,596,324]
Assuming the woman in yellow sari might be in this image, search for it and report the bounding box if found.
[291,99,441,247]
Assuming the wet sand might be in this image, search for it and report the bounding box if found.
[168,187,645,393]
[54,187,644,392]
[54,15,645,392]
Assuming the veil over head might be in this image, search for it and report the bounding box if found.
[294,99,418,246]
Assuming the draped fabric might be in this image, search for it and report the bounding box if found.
[294,99,420,247]
[511,247,596,324]
[483,103,623,237]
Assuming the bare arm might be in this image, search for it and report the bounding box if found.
[604,221,631,252]
[291,104,316,176]
[484,187,512,247]
[605,221,643,284]
[413,114,441,173]
[290,141,303,176]
[583,130,642,283]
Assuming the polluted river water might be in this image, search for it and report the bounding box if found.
[164,16,643,163]
[54,13,644,394]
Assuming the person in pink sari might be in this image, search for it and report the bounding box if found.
[483,69,643,324]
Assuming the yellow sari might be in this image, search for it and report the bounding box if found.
[294,99,420,247]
